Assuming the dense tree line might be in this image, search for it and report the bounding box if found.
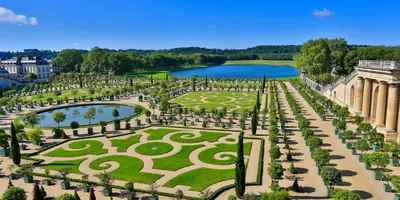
[53,47,227,74]
[295,38,400,83]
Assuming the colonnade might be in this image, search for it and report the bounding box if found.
[354,77,400,131]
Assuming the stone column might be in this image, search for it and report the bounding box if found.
[375,81,388,126]
[355,77,364,112]
[362,78,373,117]
[385,84,399,131]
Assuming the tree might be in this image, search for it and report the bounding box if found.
[354,138,370,155]
[52,112,66,129]
[2,186,27,200]
[175,189,184,200]
[235,132,245,197]
[191,75,198,92]
[112,109,120,120]
[307,136,322,151]
[0,132,10,151]
[133,106,142,120]
[268,162,284,180]
[74,191,81,200]
[332,188,360,200]
[256,91,261,110]
[251,105,257,135]
[269,145,281,161]
[392,176,400,192]
[312,148,330,168]
[295,38,332,76]
[84,108,97,127]
[364,152,390,171]
[292,177,299,192]
[89,187,96,200]
[289,162,295,174]
[81,47,108,73]
[262,75,266,93]
[321,166,342,188]
[21,113,43,128]
[55,194,75,200]
[53,49,83,72]
[10,122,21,165]
[40,186,46,199]
[33,180,43,200]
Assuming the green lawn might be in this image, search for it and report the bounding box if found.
[223,60,295,66]
[198,142,252,165]
[44,140,108,157]
[163,167,235,191]
[170,131,229,143]
[152,144,205,171]
[170,91,257,112]
[89,155,163,184]
[144,128,179,140]
[128,65,206,78]
[110,134,142,152]
[41,158,86,174]
[135,142,174,156]
[20,88,93,103]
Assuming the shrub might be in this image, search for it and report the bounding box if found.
[289,162,295,174]
[268,162,284,180]
[56,194,75,200]
[292,178,299,192]
[270,181,280,192]
[269,145,281,161]
[2,186,27,200]
[392,176,400,192]
[332,188,360,200]
[321,166,342,188]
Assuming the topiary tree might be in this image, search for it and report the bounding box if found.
[343,130,356,142]
[175,189,184,200]
[2,186,27,200]
[369,129,385,147]
[354,138,370,155]
[122,182,135,199]
[235,132,245,197]
[268,161,284,180]
[10,122,21,165]
[74,191,81,200]
[55,193,75,200]
[289,162,295,174]
[364,152,390,172]
[21,113,43,128]
[307,136,323,151]
[332,188,360,200]
[313,148,331,168]
[292,177,300,192]
[321,166,342,189]
[392,176,400,192]
[251,105,257,135]
[52,112,66,129]
[33,180,43,200]
[269,145,281,161]
[89,187,96,200]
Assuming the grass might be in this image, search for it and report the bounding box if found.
[44,140,108,157]
[170,91,257,112]
[223,60,295,66]
[198,142,252,165]
[110,134,142,152]
[225,138,236,142]
[20,88,93,103]
[89,155,163,184]
[163,167,235,191]
[144,128,180,140]
[41,158,86,174]
[170,131,229,143]
[135,142,174,156]
[152,144,205,171]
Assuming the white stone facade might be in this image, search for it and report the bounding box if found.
[0,56,58,79]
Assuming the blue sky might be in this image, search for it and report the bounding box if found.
[0,0,400,51]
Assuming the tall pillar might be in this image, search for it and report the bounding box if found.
[355,77,364,112]
[362,78,373,117]
[375,81,388,126]
[385,84,399,131]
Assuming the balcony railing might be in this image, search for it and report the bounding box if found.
[358,60,400,70]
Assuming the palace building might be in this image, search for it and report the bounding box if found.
[0,56,59,79]
[303,60,400,142]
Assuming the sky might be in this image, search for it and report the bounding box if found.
[0,0,400,51]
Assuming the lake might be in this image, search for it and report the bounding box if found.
[168,64,299,78]
[30,104,136,127]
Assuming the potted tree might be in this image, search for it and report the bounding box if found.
[8,164,17,180]
[27,127,43,146]
[72,89,78,102]
[391,176,400,200]
[18,164,34,183]
[353,115,364,134]
[70,121,80,136]
[89,88,95,101]
[58,167,71,190]
[52,112,66,138]
[307,136,322,153]
[149,101,157,120]
[354,138,370,162]
[366,152,390,180]
[83,108,96,135]
[369,130,384,152]
[381,171,393,192]
[269,145,281,162]
[342,130,356,149]
[384,142,400,166]
[148,181,159,200]
[321,166,342,197]
[133,106,142,126]
[335,121,347,139]
[124,117,131,130]
[122,182,135,200]
[0,133,11,157]
[312,148,330,175]
[99,171,114,196]
[81,173,90,192]
[112,109,120,131]
[42,169,52,186]
[99,120,107,134]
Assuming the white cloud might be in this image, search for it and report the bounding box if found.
[73,42,79,46]
[0,7,38,25]
[313,8,334,18]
